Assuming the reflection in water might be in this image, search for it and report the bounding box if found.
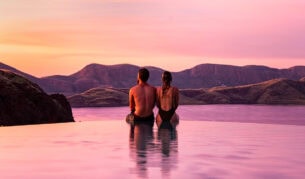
[129,123,154,178]
[158,128,178,178]
[129,123,178,178]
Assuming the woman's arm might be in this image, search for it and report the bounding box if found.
[156,87,161,109]
[173,87,179,110]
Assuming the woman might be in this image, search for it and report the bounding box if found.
[156,71,179,129]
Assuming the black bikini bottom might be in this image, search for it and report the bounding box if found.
[158,108,175,121]
[158,108,176,129]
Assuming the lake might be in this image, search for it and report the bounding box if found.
[1,105,305,178]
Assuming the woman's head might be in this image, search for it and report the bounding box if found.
[162,71,172,85]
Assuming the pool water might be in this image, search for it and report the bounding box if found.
[1,105,305,178]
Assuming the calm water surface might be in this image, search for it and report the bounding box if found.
[1,105,305,178]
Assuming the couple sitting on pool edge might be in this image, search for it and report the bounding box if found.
[126,68,179,129]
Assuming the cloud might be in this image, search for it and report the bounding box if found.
[1,0,305,76]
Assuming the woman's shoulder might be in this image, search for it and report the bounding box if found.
[171,86,179,92]
[156,86,162,91]
[154,86,161,94]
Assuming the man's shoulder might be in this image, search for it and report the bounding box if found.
[130,84,154,90]
[130,85,138,92]
[146,84,156,89]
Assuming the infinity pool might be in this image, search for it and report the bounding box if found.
[1,105,305,178]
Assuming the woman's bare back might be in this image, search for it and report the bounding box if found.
[157,86,179,111]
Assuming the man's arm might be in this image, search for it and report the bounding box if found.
[154,87,159,108]
[129,89,135,113]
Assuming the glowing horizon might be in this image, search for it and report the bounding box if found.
[1,0,305,77]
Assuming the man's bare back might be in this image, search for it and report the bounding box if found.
[129,68,156,118]
[129,83,156,117]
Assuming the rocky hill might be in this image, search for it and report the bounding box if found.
[0,62,42,85]
[0,69,74,126]
[67,78,305,107]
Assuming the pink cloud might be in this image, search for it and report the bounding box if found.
[1,0,305,76]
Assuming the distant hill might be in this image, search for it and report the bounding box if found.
[173,64,305,88]
[0,62,163,94]
[68,78,305,107]
[180,78,305,105]
[41,64,163,94]
[68,88,129,107]
[1,62,305,94]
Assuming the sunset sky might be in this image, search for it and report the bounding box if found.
[1,0,305,77]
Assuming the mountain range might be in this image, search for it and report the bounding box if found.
[68,78,305,107]
[1,62,305,95]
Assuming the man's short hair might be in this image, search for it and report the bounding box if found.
[138,68,149,82]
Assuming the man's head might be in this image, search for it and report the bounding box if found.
[138,68,150,83]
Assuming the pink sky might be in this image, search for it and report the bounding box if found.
[1,0,305,77]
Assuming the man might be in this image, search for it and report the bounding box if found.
[127,68,156,126]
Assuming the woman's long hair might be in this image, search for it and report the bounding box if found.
[162,71,172,94]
